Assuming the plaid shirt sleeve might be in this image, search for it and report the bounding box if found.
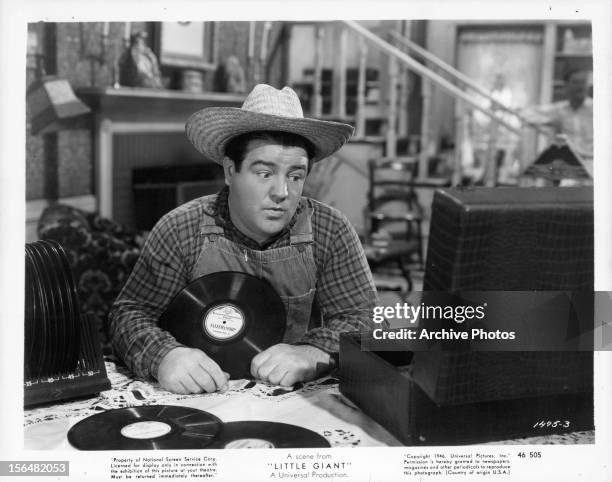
[108,202,202,380]
[295,202,378,353]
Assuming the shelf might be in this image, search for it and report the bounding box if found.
[76,87,245,123]
[549,21,593,103]
[77,86,245,103]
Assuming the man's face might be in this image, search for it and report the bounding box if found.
[223,139,309,244]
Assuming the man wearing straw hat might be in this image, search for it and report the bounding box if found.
[110,84,377,394]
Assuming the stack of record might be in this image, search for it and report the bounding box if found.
[67,406,331,450]
[24,240,81,380]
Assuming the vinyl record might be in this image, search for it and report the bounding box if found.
[25,244,49,378]
[27,244,48,379]
[208,421,330,449]
[24,241,82,379]
[27,242,64,376]
[67,405,222,450]
[30,243,59,374]
[54,241,82,361]
[24,250,38,378]
[159,272,286,379]
[40,241,81,372]
[35,242,66,373]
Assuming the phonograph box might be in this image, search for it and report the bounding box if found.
[339,333,593,446]
[339,187,594,445]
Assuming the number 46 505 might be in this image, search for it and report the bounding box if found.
[518,452,541,458]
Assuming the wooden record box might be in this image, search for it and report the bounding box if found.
[24,240,110,407]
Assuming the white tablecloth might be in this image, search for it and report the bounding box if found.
[24,361,402,450]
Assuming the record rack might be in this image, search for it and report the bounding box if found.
[24,240,110,407]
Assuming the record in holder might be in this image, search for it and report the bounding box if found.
[25,241,80,376]
[24,250,38,378]
[28,243,59,373]
[67,405,222,450]
[25,244,50,378]
[41,240,81,373]
[37,241,70,373]
[208,421,331,449]
[159,272,286,379]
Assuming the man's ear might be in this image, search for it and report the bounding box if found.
[221,157,236,186]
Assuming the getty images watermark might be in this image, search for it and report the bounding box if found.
[363,291,612,351]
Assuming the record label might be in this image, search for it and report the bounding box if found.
[120,421,173,440]
[203,304,245,341]
[223,438,275,449]
[208,421,330,449]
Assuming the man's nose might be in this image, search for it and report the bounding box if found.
[269,176,288,202]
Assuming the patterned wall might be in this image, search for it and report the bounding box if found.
[25,21,281,202]
[26,22,148,200]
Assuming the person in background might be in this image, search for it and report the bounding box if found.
[522,69,593,164]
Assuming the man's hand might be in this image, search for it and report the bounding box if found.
[157,347,229,394]
[250,344,332,386]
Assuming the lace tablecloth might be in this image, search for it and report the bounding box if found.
[24,361,594,450]
[24,361,402,450]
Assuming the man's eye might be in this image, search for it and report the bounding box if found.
[257,171,272,179]
[289,174,304,182]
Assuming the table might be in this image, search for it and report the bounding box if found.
[24,360,402,450]
[24,361,594,450]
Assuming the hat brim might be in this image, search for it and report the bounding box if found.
[185,107,355,164]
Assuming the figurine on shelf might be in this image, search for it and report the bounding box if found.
[213,55,247,93]
[118,31,163,88]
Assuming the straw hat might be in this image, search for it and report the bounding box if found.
[185,84,354,164]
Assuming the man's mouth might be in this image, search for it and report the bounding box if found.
[263,207,286,219]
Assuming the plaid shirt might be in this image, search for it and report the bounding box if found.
[109,187,377,380]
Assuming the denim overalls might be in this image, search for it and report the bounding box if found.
[192,197,318,342]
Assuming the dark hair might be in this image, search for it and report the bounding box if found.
[224,131,315,172]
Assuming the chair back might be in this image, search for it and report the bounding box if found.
[368,157,419,212]
[367,157,422,240]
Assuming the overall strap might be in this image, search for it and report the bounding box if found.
[199,195,225,237]
[289,201,314,245]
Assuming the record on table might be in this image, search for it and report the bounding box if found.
[208,421,330,449]
[159,272,286,379]
[67,405,222,450]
